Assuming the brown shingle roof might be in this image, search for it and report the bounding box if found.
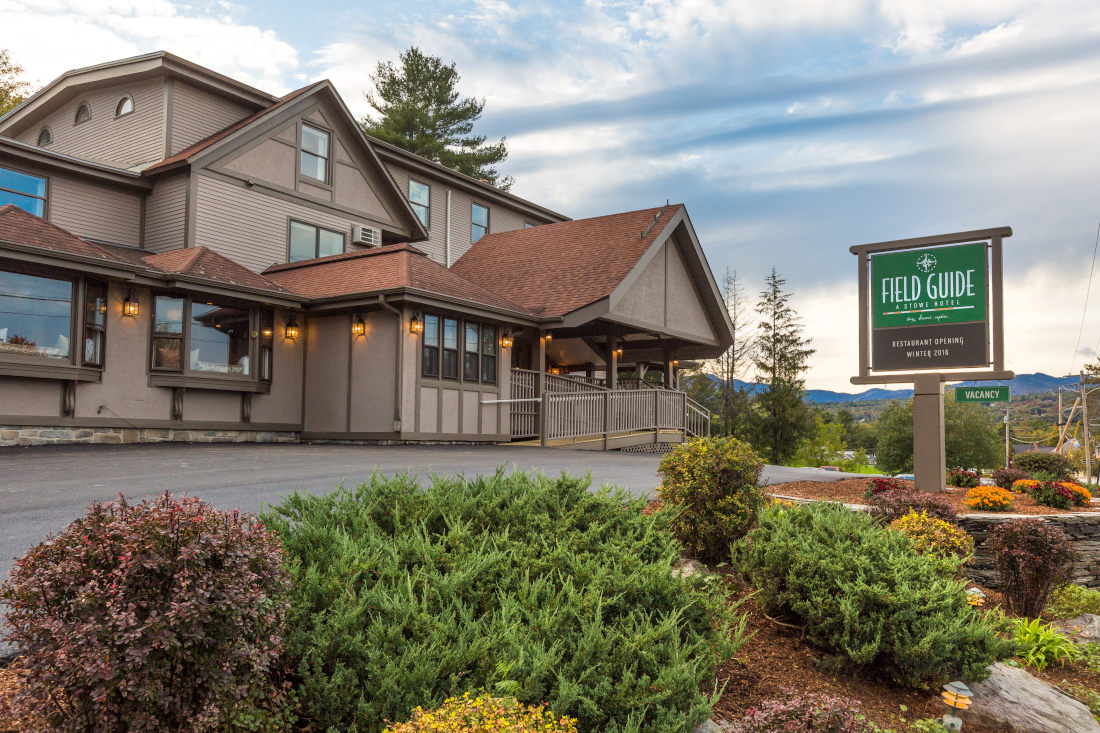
[451,205,682,316]
[144,83,321,174]
[142,247,294,294]
[0,204,131,262]
[264,243,532,315]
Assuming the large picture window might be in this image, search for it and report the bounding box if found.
[409,180,430,227]
[151,294,270,380]
[0,268,72,359]
[471,203,489,243]
[289,220,345,263]
[152,295,184,370]
[300,124,330,182]
[190,302,251,374]
[419,312,499,385]
[0,166,46,217]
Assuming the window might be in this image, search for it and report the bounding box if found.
[151,294,270,379]
[524,221,536,229]
[442,317,459,379]
[289,220,345,262]
[481,325,497,384]
[190,302,251,374]
[463,322,479,381]
[152,295,184,370]
[300,123,329,182]
[83,282,107,367]
[115,95,133,117]
[259,310,274,382]
[0,268,72,360]
[409,180,430,227]
[422,314,440,377]
[74,104,91,124]
[0,166,46,216]
[36,128,52,146]
[472,204,489,243]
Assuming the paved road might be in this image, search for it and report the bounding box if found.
[0,442,869,584]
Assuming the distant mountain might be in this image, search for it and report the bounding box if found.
[803,372,1076,404]
[805,387,913,403]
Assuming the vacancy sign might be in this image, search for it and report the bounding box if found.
[870,242,989,371]
[954,385,1010,403]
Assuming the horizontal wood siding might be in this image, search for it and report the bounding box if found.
[17,79,165,169]
[193,173,370,272]
[48,174,142,247]
[169,82,252,155]
[144,172,188,252]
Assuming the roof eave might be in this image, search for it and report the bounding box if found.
[0,138,153,189]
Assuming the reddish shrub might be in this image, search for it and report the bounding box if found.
[993,466,1031,490]
[867,488,958,524]
[864,477,908,499]
[1,493,291,732]
[988,518,1075,618]
[735,690,878,732]
[947,469,981,488]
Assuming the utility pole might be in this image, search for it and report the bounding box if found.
[1082,371,1092,483]
[1005,408,1011,468]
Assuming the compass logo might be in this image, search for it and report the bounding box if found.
[916,252,937,273]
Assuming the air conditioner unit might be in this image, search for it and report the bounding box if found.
[352,224,382,248]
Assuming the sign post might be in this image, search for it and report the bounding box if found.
[851,228,1013,492]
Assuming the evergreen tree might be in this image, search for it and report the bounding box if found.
[361,47,512,190]
[749,268,815,464]
[0,49,32,115]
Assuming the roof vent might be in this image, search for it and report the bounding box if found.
[353,224,382,248]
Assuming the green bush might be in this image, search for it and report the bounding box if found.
[1013,452,1074,480]
[263,472,745,733]
[1011,617,1080,670]
[1046,584,1100,619]
[657,436,765,561]
[736,502,1011,687]
[946,469,981,488]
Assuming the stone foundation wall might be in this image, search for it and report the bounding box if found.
[959,513,1100,590]
[0,426,299,447]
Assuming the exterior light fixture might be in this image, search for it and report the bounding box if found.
[284,316,300,341]
[500,333,514,349]
[261,327,274,338]
[543,332,552,343]
[122,289,139,317]
[615,347,623,357]
[550,367,561,375]
[672,359,679,366]
[965,588,986,608]
[98,300,107,316]
[940,681,972,731]
[351,314,366,337]
[410,314,424,334]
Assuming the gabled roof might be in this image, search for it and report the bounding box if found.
[0,204,295,300]
[452,205,682,317]
[264,243,533,318]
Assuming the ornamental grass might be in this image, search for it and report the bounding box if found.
[964,486,1014,512]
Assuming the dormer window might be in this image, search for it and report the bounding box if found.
[36,128,52,146]
[300,123,329,182]
[74,103,91,124]
[115,94,134,117]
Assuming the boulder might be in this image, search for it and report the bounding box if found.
[692,720,731,733]
[1055,613,1100,644]
[672,558,708,579]
[967,662,1100,733]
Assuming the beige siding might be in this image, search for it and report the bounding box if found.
[16,79,165,169]
[144,172,188,253]
[169,82,252,154]
[48,174,142,247]
[193,173,374,272]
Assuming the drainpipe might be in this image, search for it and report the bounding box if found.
[378,294,403,433]
[445,189,452,267]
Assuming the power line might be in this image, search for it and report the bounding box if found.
[1071,218,1100,373]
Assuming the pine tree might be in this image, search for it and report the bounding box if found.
[361,47,512,190]
[750,268,815,464]
[0,49,32,115]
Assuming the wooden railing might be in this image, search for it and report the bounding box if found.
[684,396,711,438]
[510,369,538,439]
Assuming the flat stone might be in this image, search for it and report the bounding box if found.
[967,662,1100,733]
[1055,613,1100,644]
[692,720,729,733]
[672,558,708,579]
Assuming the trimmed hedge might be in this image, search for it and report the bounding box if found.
[264,472,745,733]
[736,502,1010,687]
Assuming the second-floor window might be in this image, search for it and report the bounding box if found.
[409,180,430,227]
[289,220,345,262]
[0,166,46,217]
[472,203,489,243]
[300,124,330,182]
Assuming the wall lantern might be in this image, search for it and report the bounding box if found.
[543,332,552,343]
[122,289,139,317]
[410,314,424,334]
[940,680,972,731]
[351,314,366,337]
[615,347,623,357]
[261,327,274,338]
[285,316,300,341]
[500,333,514,349]
[672,359,679,367]
[550,367,561,375]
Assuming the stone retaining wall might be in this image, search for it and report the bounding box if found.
[0,426,299,447]
[959,513,1100,590]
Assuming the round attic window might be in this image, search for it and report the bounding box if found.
[115,95,134,117]
[74,103,91,124]
[36,127,52,146]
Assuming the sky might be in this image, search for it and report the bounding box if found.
[2,0,1099,391]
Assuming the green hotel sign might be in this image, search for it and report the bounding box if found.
[872,242,988,329]
[954,385,1010,403]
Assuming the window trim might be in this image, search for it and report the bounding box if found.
[114,94,134,118]
[81,280,107,368]
[0,163,48,218]
[408,179,431,228]
[36,127,52,146]
[287,218,346,263]
[299,121,332,185]
[471,202,489,243]
[73,102,91,125]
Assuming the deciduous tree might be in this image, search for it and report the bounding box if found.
[0,49,32,115]
[875,395,1002,474]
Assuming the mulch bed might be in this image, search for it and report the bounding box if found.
[767,477,1100,515]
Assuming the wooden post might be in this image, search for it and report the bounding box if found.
[607,332,619,390]
[537,332,548,446]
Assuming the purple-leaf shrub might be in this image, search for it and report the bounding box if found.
[1,492,291,732]
[993,466,1031,490]
[988,518,1075,618]
[735,690,878,732]
[867,488,958,524]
